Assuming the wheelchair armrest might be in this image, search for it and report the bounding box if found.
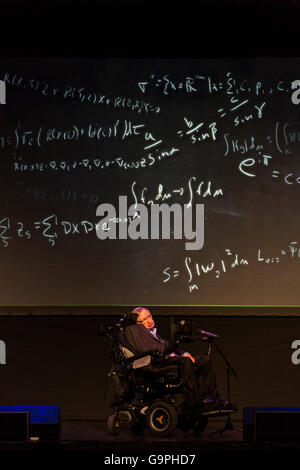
[125,349,163,364]
[130,350,167,369]
[124,350,152,370]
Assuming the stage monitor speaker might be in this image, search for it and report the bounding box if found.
[0,412,29,441]
[0,406,60,441]
[244,407,300,443]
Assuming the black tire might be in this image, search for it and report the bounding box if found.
[107,414,120,435]
[146,402,178,437]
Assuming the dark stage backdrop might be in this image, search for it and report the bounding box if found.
[2,58,300,307]
[0,315,299,422]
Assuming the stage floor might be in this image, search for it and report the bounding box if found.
[0,418,300,461]
[60,417,244,444]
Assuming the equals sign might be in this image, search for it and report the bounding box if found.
[217,108,227,118]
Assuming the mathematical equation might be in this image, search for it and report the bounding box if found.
[138,71,292,98]
[130,177,224,207]
[223,121,300,181]
[2,64,300,192]
[0,119,164,151]
[3,73,161,115]
[162,242,300,293]
[138,71,290,135]
[0,215,97,247]
[12,146,180,173]
[2,183,101,206]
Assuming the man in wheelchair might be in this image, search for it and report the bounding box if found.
[102,307,237,437]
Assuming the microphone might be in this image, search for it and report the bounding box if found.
[197,329,219,338]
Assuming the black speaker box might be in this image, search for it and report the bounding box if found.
[244,407,300,443]
[0,406,60,441]
[0,412,29,441]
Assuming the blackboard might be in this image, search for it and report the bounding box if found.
[1,57,300,306]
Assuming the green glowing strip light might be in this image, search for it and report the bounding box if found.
[1,304,300,307]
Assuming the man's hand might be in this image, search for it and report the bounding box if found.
[182,352,195,363]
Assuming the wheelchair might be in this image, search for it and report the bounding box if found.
[99,317,210,438]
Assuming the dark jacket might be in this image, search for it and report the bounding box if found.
[124,324,170,355]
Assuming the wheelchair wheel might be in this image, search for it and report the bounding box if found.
[107,414,120,435]
[146,402,177,437]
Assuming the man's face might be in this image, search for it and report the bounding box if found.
[136,309,155,329]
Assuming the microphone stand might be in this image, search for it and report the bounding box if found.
[208,338,241,436]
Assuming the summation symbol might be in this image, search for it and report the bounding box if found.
[34,214,58,245]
